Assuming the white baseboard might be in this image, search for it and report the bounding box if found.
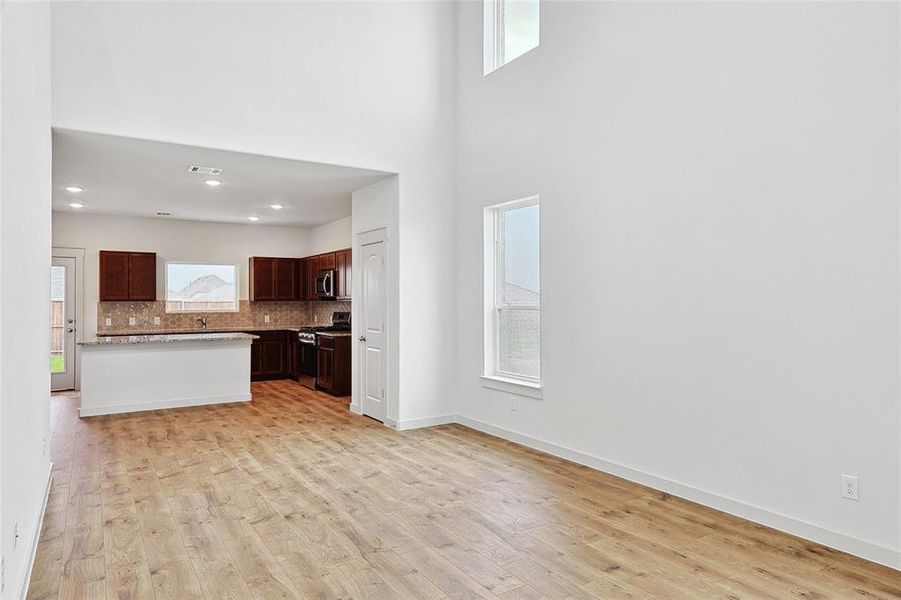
[348,403,362,415]
[79,393,251,417]
[19,463,52,600]
[394,414,456,431]
[454,415,901,571]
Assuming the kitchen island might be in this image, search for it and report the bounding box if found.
[78,332,257,417]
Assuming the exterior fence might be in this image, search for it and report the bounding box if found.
[165,300,238,312]
[50,299,64,354]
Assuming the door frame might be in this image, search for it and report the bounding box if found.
[51,247,85,390]
[351,226,392,424]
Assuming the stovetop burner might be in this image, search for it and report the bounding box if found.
[297,311,351,341]
[315,324,351,332]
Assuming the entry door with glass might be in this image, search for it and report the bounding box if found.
[51,256,77,390]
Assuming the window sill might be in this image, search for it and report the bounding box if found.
[480,375,543,399]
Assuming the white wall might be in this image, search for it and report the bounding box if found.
[52,212,313,337]
[1,2,53,597]
[351,176,400,422]
[310,215,352,255]
[48,0,901,572]
[456,2,900,567]
[52,1,457,424]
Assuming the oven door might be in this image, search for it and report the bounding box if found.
[297,340,318,389]
[315,269,335,298]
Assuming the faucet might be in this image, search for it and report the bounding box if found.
[196,316,208,330]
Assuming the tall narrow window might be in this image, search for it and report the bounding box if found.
[484,0,540,74]
[484,197,540,386]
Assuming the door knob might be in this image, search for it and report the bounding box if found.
[359,336,366,342]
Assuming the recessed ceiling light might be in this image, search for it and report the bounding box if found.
[65,185,84,193]
[204,179,221,187]
[247,216,259,222]
[69,202,85,209]
[269,204,284,210]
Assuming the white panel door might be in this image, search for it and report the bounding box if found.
[359,230,387,422]
[51,256,77,390]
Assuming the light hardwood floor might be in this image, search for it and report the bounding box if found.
[28,380,901,599]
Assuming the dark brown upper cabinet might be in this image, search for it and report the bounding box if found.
[249,249,352,302]
[294,259,304,301]
[274,258,297,300]
[336,248,352,300]
[303,256,318,301]
[128,253,157,301]
[250,256,300,301]
[249,257,276,301]
[318,252,337,272]
[99,251,157,302]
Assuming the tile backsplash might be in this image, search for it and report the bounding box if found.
[98,300,351,333]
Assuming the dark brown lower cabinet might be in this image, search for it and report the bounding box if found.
[250,338,262,375]
[260,339,284,376]
[287,338,300,379]
[247,331,348,393]
[317,335,350,396]
[318,344,334,392]
[248,331,288,380]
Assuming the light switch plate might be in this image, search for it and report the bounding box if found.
[264,315,270,323]
[105,317,112,327]
[128,317,136,326]
[154,317,161,325]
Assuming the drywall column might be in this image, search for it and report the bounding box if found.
[1,1,53,596]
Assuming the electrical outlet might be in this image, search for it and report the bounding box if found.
[105,317,112,327]
[314,314,319,323]
[43,436,47,455]
[153,316,161,326]
[264,314,270,323]
[510,396,518,411]
[13,521,18,550]
[841,474,859,500]
[128,317,136,326]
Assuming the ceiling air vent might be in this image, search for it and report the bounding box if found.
[187,165,222,175]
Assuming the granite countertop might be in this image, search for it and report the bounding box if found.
[79,332,259,346]
[98,325,306,336]
[317,331,352,337]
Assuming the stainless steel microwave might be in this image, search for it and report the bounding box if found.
[315,269,335,298]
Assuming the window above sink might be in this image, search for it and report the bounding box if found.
[165,261,239,313]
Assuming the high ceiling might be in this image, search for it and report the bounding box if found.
[52,130,391,227]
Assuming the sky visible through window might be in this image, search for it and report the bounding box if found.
[167,263,235,291]
[503,0,540,65]
[503,204,540,295]
[166,263,238,312]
